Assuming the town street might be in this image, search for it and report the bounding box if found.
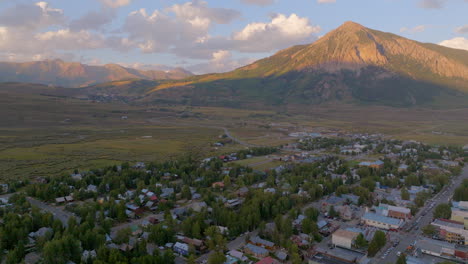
[374,165,468,264]
[27,197,80,227]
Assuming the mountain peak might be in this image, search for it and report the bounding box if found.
[339,21,365,30]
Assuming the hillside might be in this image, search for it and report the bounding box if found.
[141,21,468,107]
[0,59,192,87]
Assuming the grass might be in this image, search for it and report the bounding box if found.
[1,85,468,180]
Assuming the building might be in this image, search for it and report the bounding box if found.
[375,204,411,220]
[362,212,403,230]
[173,242,189,256]
[432,219,468,245]
[250,236,275,250]
[255,256,280,264]
[244,243,269,258]
[416,238,468,260]
[332,229,359,249]
[451,209,468,229]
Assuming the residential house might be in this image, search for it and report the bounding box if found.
[173,242,189,256]
[244,243,269,258]
[250,236,275,250]
[255,256,280,264]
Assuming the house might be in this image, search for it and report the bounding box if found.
[187,201,207,212]
[237,187,249,197]
[182,237,206,251]
[212,182,225,189]
[87,184,98,193]
[275,250,288,262]
[55,197,66,204]
[398,164,409,172]
[71,173,82,181]
[173,242,189,256]
[336,205,354,221]
[82,250,97,261]
[362,212,403,230]
[161,188,174,198]
[255,256,280,264]
[291,234,310,247]
[244,243,269,258]
[225,199,242,208]
[228,250,247,262]
[332,229,360,249]
[250,236,275,250]
[29,227,53,239]
[65,195,74,202]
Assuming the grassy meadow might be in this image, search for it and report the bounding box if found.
[1,86,468,180]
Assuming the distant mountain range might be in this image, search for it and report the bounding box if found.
[0,59,192,87]
[141,21,468,107]
[1,21,468,108]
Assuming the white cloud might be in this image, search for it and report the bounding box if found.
[232,13,320,52]
[455,25,468,34]
[439,37,468,51]
[100,0,132,9]
[317,0,336,3]
[400,25,426,34]
[240,0,275,6]
[0,1,65,29]
[123,1,240,56]
[187,50,256,74]
[70,9,115,31]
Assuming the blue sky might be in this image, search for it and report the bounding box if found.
[0,0,466,73]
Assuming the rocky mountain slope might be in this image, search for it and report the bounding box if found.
[0,59,192,87]
[143,21,468,107]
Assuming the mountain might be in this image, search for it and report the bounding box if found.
[141,21,468,107]
[0,59,192,87]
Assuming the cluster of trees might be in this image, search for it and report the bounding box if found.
[367,230,386,257]
[453,179,468,201]
[298,137,349,151]
[0,194,177,264]
[235,147,278,159]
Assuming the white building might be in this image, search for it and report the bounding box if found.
[332,229,359,249]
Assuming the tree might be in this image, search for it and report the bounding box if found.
[422,225,437,237]
[433,203,452,219]
[355,233,368,248]
[207,251,226,264]
[181,185,192,200]
[401,187,410,200]
[396,253,407,264]
[367,230,386,257]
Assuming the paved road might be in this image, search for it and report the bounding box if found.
[27,197,81,227]
[1,193,80,227]
[374,165,468,264]
[221,127,257,147]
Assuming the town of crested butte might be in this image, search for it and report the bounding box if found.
[1,1,468,264]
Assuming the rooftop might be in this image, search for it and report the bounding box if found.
[333,229,359,240]
[362,212,402,226]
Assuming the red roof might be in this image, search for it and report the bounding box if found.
[149,195,158,201]
[255,257,279,264]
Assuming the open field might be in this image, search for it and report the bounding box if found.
[1,86,468,180]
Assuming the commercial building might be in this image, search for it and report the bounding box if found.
[432,219,468,245]
[451,209,468,229]
[416,238,468,261]
[362,212,403,230]
[375,204,412,220]
[332,229,360,249]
